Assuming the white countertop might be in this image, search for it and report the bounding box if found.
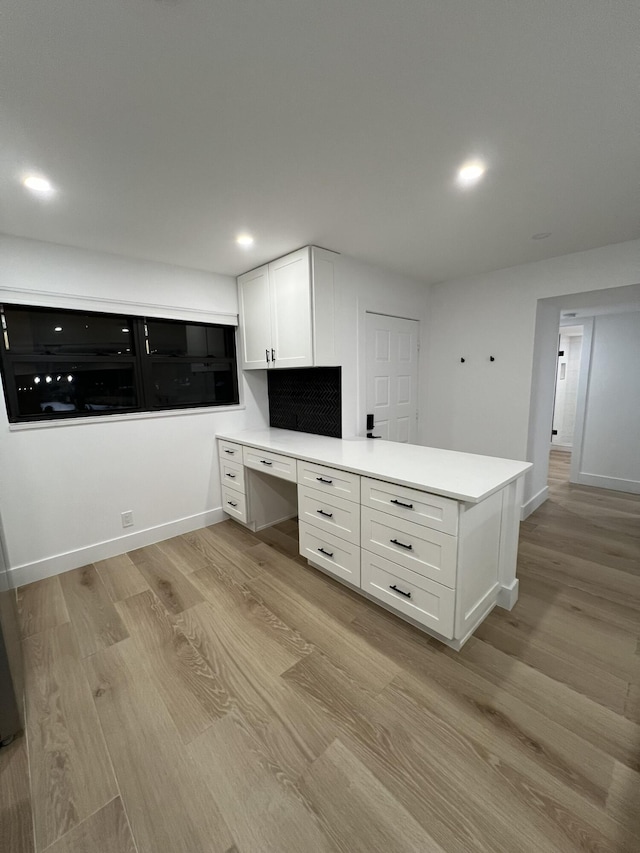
[217,428,531,503]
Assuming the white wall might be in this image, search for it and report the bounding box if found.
[577,311,640,492]
[0,235,268,586]
[335,253,429,439]
[422,239,640,510]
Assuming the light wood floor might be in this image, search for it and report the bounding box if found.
[2,449,639,852]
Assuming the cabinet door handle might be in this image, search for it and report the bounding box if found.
[226,473,236,479]
[272,348,276,363]
[266,348,270,364]
[227,500,238,508]
[224,449,235,454]
[316,477,333,485]
[390,538,413,551]
[316,509,333,518]
[260,460,273,466]
[390,584,412,599]
[390,499,414,509]
[317,547,334,558]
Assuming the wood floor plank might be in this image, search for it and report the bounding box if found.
[182,528,265,583]
[248,560,399,696]
[517,540,640,610]
[23,623,118,851]
[0,734,34,853]
[176,602,334,779]
[155,534,210,574]
[376,670,634,851]
[187,711,336,853]
[84,638,235,853]
[452,636,640,772]
[473,617,630,713]
[128,543,204,614]
[300,737,446,853]
[245,541,367,625]
[94,553,149,602]
[59,565,129,658]
[191,557,312,659]
[17,576,69,639]
[42,797,136,853]
[116,590,231,743]
[283,650,553,853]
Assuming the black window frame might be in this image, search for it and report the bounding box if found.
[0,303,240,423]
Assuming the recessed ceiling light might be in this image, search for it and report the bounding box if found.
[456,159,487,188]
[236,233,254,248]
[54,326,63,332]
[532,232,552,240]
[121,327,129,333]
[22,173,56,197]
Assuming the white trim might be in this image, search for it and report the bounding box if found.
[0,286,238,326]
[8,404,246,431]
[7,508,226,588]
[574,473,640,495]
[496,579,519,610]
[569,317,594,484]
[521,485,548,519]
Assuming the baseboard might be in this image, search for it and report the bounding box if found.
[575,473,640,495]
[8,507,226,588]
[496,578,519,610]
[520,486,548,520]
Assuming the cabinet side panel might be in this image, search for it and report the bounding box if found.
[312,250,337,365]
[455,491,502,638]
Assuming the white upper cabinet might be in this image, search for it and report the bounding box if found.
[237,246,337,370]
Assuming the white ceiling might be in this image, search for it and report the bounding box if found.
[1,1,638,284]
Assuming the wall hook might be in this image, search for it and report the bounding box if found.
[460,357,465,363]
[489,356,495,362]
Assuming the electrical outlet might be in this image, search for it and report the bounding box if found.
[121,511,134,528]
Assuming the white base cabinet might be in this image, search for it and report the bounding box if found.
[217,435,523,649]
[237,246,337,370]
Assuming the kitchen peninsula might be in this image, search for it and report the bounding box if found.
[217,428,531,649]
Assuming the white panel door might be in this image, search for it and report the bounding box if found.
[269,248,313,368]
[365,313,419,442]
[238,265,271,369]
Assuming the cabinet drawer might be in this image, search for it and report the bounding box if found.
[242,446,297,482]
[297,460,360,503]
[361,506,457,588]
[298,485,360,545]
[221,486,248,523]
[299,522,360,586]
[361,477,458,535]
[220,458,245,494]
[361,550,454,639]
[218,440,243,461]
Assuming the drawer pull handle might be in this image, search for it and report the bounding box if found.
[316,509,333,518]
[390,584,412,599]
[390,499,414,509]
[317,547,334,558]
[260,460,273,466]
[227,500,238,508]
[226,473,236,478]
[316,477,333,485]
[224,449,235,454]
[390,538,413,551]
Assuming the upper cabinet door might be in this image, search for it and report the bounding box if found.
[238,264,271,369]
[269,248,313,368]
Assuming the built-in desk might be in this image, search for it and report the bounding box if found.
[217,429,531,650]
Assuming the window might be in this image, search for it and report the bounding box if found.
[0,304,239,422]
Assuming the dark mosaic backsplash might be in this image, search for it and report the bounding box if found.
[267,367,341,438]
